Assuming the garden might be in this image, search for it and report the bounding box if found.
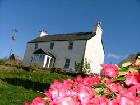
[25,56,140,105]
[0,55,140,105]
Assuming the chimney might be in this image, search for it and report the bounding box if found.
[93,21,103,35]
[39,29,48,37]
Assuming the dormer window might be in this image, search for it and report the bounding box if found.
[50,42,54,50]
[68,41,73,50]
[34,43,38,50]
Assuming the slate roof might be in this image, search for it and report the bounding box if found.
[28,32,96,43]
[33,48,55,58]
[33,48,46,54]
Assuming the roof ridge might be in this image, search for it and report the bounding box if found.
[47,31,93,36]
[28,31,95,43]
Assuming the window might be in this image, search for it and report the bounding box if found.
[49,58,54,68]
[31,56,33,63]
[35,43,38,50]
[68,41,73,50]
[64,59,70,68]
[45,57,50,68]
[50,42,54,50]
[39,55,44,61]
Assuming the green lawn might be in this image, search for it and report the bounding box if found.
[0,65,74,105]
[0,79,43,105]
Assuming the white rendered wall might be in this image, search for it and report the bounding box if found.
[39,40,87,71]
[23,40,87,71]
[84,25,104,74]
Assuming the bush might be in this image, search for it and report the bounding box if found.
[0,59,5,65]
[75,59,91,74]
[49,68,64,73]
[25,63,140,105]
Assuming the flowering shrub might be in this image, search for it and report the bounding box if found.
[25,64,140,105]
[100,64,118,78]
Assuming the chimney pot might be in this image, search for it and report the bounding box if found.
[39,30,48,37]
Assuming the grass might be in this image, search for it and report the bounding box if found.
[0,65,74,105]
[0,79,43,105]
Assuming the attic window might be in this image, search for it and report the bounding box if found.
[34,43,38,50]
[50,42,54,50]
[68,41,73,50]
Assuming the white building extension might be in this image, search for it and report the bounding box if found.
[22,22,104,74]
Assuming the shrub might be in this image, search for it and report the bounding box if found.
[0,59,5,65]
[75,59,91,74]
[49,68,64,73]
[25,62,140,105]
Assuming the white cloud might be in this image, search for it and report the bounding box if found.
[107,53,122,59]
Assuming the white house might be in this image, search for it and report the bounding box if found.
[22,22,104,74]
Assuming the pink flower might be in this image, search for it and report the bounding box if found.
[75,75,83,84]
[27,97,46,105]
[101,64,118,78]
[118,87,137,102]
[47,83,71,99]
[63,79,73,89]
[51,96,80,105]
[109,100,119,105]
[83,76,101,86]
[98,96,109,105]
[72,84,94,105]
[134,85,140,94]
[109,83,123,93]
[25,67,140,105]
[125,72,140,86]
[117,97,134,105]
[76,85,95,104]
[45,80,61,99]
[90,96,109,105]
[105,79,113,85]
[90,97,100,105]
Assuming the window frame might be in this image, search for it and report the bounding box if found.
[64,58,70,68]
[50,42,54,50]
[39,54,45,62]
[34,43,38,50]
[68,41,73,50]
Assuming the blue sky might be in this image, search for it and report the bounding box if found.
[0,0,140,64]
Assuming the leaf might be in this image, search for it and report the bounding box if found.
[93,84,106,88]
[115,77,126,81]
[94,88,106,95]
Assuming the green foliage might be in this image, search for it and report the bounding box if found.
[93,83,106,88]
[0,79,43,105]
[75,59,91,74]
[29,64,40,71]
[4,59,22,68]
[119,52,140,67]
[94,88,106,96]
[115,76,126,81]
[48,68,64,73]
[119,67,129,72]
[0,59,5,65]
[0,65,74,105]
